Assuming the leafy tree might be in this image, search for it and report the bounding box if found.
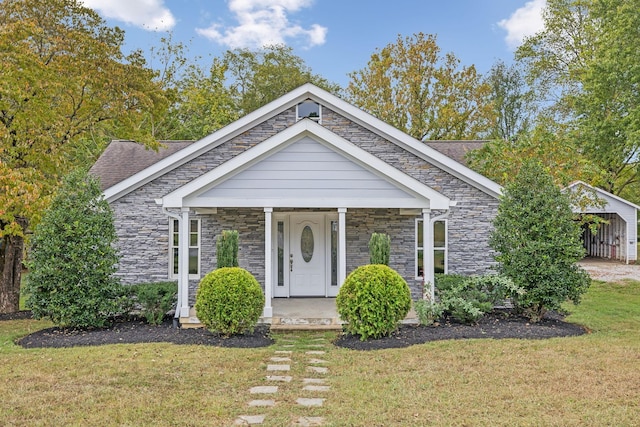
[24,170,121,328]
[489,160,590,322]
[485,60,533,141]
[0,0,165,313]
[346,32,495,140]
[224,45,341,116]
[517,0,640,199]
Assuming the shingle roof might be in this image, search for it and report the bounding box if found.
[89,140,194,190]
[424,141,487,166]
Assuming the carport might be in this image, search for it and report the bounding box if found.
[567,181,639,264]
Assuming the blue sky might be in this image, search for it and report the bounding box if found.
[79,0,546,88]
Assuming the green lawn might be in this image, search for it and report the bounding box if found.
[1,280,639,426]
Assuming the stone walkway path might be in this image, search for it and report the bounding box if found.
[234,334,332,426]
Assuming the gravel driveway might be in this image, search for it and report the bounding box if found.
[578,258,640,282]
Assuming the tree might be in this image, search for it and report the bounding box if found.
[517,0,640,198]
[0,0,165,313]
[24,170,121,328]
[489,160,590,322]
[224,45,341,116]
[484,60,532,141]
[346,33,495,141]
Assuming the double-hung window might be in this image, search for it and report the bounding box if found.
[416,219,447,278]
[170,219,200,278]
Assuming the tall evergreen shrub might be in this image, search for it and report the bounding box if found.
[368,232,391,265]
[217,230,239,268]
[25,170,121,328]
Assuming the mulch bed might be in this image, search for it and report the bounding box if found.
[3,309,587,350]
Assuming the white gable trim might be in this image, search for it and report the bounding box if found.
[104,83,501,202]
[161,120,451,210]
[566,181,640,211]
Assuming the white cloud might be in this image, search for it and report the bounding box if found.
[196,0,327,49]
[80,0,176,31]
[498,0,546,49]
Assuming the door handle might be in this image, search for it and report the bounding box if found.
[289,253,293,272]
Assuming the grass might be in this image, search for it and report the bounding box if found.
[1,280,639,426]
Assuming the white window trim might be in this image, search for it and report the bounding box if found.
[169,218,201,280]
[296,100,322,123]
[416,218,448,278]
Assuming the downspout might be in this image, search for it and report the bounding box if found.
[158,201,182,327]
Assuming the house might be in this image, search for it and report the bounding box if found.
[566,181,639,264]
[90,83,502,326]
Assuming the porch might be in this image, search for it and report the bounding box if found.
[181,298,419,330]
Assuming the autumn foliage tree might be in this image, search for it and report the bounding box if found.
[0,0,166,313]
[346,33,495,141]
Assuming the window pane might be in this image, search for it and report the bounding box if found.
[173,248,179,275]
[434,221,446,247]
[190,233,198,247]
[298,100,320,119]
[190,219,198,233]
[331,221,338,286]
[173,233,179,247]
[417,220,423,248]
[277,222,284,287]
[188,248,198,274]
[434,250,445,274]
[417,249,424,277]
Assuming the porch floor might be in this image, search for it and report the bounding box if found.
[182,298,419,330]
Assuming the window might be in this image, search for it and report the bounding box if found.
[297,100,321,122]
[170,218,200,277]
[416,219,447,277]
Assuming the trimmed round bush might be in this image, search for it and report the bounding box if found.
[336,264,412,340]
[195,267,264,335]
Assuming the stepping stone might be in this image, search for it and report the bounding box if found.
[274,350,292,354]
[270,357,291,362]
[250,386,278,394]
[293,416,325,426]
[303,385,331,392]
[296,398,325,407]
[267,364,290,371]
[307,366,328,374]
[302,378,326,384]
[248,399,275,407]
[281,344,295,348]
[310,338,326,342]
[305,351,326,355]
[308,358,327,364]
[234,414,265,425]
[266,375,292,382]
[306,344,325,348]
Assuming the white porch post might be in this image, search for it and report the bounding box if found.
[263,208,273,317]
[180,207,191,318]
[338,208,347,286]
[423,209,434,301]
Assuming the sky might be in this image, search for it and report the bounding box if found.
[78,0,547,88]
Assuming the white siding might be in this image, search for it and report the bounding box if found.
[199,137,415,200]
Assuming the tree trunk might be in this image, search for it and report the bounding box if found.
[0,217,28,314]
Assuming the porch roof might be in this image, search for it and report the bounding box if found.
[160,119,452,210]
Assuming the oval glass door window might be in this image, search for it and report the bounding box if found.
[301,225,314,262]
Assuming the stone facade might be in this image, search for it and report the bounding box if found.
[107,104,498,301]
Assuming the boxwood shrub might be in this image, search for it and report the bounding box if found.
[195,267,264,335]
[336,264,411,340]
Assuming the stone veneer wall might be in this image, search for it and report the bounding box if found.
[108,104,498,301]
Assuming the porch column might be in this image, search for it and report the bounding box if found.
[180,207,191,318]
[423,209,435,301]
[263,208,273,317]
[338,208,347,286]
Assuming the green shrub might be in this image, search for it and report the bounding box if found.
[133,282,178,325]
[434,273,467,291]
[216,230,239,268]
[413,298,443,326]
[24,170,121,328]
[336,264,411,340]
[437,274,524,324]
[368,232,391,265]
[195,267,264,335]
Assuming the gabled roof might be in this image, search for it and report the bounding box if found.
[162,119,452,209]
[102,83,502,202]
[90,140,193,190]
[424,141,487,166]
[566,181,640,212]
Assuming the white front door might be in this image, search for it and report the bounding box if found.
[290,214,326,296]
